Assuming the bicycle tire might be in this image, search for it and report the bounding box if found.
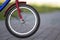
[5,4,40,38]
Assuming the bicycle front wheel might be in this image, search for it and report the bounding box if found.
[5,4,40,38]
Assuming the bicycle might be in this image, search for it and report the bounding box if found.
[0,0,40,38]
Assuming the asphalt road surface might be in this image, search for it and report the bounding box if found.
[0,11,60,40]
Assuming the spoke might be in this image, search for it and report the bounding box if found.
[24,22,33,29]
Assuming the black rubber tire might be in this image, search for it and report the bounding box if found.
[5,4,40,38]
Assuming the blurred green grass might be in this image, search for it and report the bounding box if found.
[31,4,60,13]
[0,3,60,20]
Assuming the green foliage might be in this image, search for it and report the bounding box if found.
[0,3,60,20]
[31,4,60,13]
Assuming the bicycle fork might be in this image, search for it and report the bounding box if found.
[15,0,23,19]
[15,0,25,23]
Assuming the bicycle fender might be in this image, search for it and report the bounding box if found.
[4,2,26,17]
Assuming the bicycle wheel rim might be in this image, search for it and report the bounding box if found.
[8,6,38,35]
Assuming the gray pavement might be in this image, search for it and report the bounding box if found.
[0,11,60,40]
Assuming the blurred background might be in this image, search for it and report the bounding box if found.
[0,0,60,20]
